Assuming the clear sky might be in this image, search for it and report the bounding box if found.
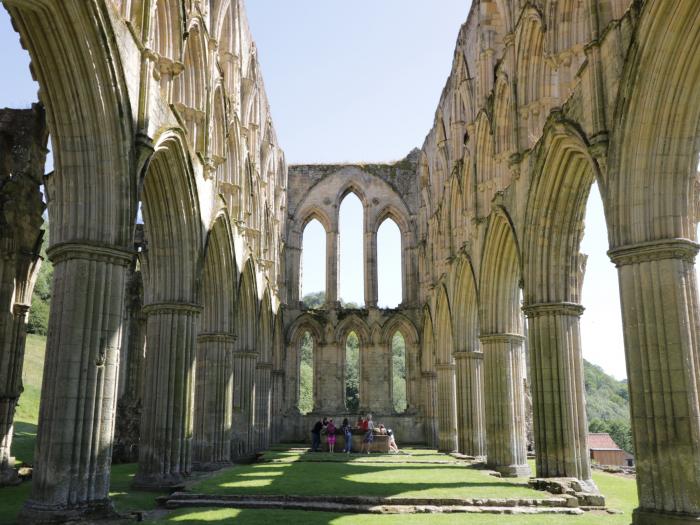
[0,3,633,379]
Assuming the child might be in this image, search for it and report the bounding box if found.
[387,428,399,453]
[327,418,337,453]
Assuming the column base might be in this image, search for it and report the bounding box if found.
[634,508,700,524]
[493,463,532,478]
[132,472,186,491]
[20,498,119,524]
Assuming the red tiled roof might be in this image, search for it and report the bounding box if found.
[588,433,621,450]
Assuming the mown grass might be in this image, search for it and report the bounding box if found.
[156,468,637,524]
[190,449,540,500]
[0,335,639,525]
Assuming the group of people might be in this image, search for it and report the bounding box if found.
[310,414,400,454]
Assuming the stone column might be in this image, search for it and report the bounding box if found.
[609,240,700,525]
[364,230,378,308]
[231,351,256,458]
[523,302,592,487]
[316,342,345,414]
[436,363,458,452]
[270,369,285,443]
[406,343,421,411]
[326,230,339,306]
[192,333,235,470]
[480,333,531,477]
[113,264,146,464]
[0,303,30,485]
[454,351,486,457]
[254,362,272,451]
[363,342,392,414]
[22,244,131,521]
[134,303,200,489]
[422,371,438,448]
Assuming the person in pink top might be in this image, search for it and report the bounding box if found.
[326,418,337,453]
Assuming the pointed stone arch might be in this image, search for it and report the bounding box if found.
[136,128,203,489]
[192,212,237,469]
[450,255,485,456]
[478,208,530,477]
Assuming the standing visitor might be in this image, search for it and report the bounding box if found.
[311,418,323,452]
[327,418,337,453]
[342,417,353,453]
[360,414,375,454]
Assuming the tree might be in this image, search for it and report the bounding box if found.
[298,332,314,414]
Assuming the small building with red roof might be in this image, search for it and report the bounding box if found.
[588,433,634,467]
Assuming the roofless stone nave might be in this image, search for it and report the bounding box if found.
[0,0,699,523]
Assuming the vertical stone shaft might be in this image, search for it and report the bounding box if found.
[422,371,438,448]
[436,363,458,452]
[192,334,234,469]
[270,369,285,443]
[231,352,256,458]
[481,334,531,477]
[326,230,339,305]
[254,362,272,451]
[524,303,591,483]
[364,230,378,308]
[0,303,30,484]
[454,351,486,456]
[609,241,700,524]
[24,246,130,517]
[135,304,200,488]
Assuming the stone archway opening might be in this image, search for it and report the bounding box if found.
[298,331,314,415]
[301,219,326,306]
[339,193,364,307]
[345,331,360,412]
[377,218,402,308]
[391,331,407,413]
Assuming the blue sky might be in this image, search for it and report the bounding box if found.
[0,2,630,379]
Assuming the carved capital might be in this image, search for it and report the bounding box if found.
[197,332,237,344]
[453,350,484,360]
[479,333,525,344]
[522,302,584,318]
[47,242,134,266]
[142,302,202,316]
[608,238,699,267]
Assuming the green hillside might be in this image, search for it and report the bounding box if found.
[583,360,632,453]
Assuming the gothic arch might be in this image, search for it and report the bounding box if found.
[335,314,371,346]
[236,258,259,353]
[479,208,523,335]
[523,121,600,305]
[381,314,419,346]
[434,285,454,365]
[141,129,203,305]
[173,16,208,153]
[451,255,480,352]
[420,307,436,373]
[152,0,184,61]
[258,289,273,363]
[287,313,324,347]
[609,0,700,246]
[199,212,237,334]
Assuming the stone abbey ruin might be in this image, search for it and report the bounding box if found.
[1,0,699,523]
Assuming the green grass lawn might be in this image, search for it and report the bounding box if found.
[190,449,541,500]
[0,334,639,525]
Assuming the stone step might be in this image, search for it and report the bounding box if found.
[162,496,584,515]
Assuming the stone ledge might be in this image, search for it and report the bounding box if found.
[161,493,585,515]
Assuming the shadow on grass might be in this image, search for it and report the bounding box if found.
[190,449,539,501]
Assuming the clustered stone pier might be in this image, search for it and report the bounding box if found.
[0,1,697,525]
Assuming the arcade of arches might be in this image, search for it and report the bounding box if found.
[0,0,699,524]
